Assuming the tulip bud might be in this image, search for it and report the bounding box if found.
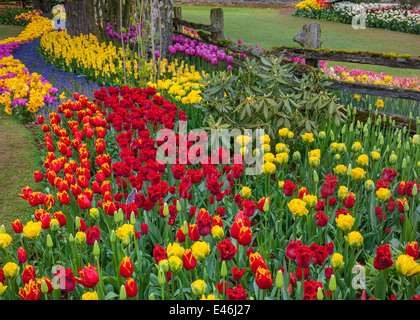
[334,154,340,161]
[89,208,99,220]
[114,209,123,224]
[389,153,397,165]
[93,240,100,257]
[292,151,301,162]
[341,124,346,135]
[158,259,169,273]
[50,219,60,232]
[149,293,155,300]
[69,233,74,243]
[191,279,207,296]
[75,217,81,230]
[319,131,326,140]
[412,184,418,197]
[18,246,27,263]
[41,279,49,295]
[349,123,354,133]
[402,158,407,170]
[329,274,337,292]
[129,211,136,225]
[404,201,410,213]
[183,221,189,236]
[365,180,375,192]
[263,198,269,213]
[413,135,419,145]
[221,261,227,278]
[158,268,166,286]
[317,287,324,300]
[110,230,117,243]
[163,203,169,217]
[346,164,352,177]
[275,269,284,289]
[176,200,181,212]
[47,234,53,248]
[253,148,261,158]
[313,170,319,183]
[119,285,127,300]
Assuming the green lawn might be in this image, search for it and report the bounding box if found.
[179,6,420,78]
[0,24,41,234]
[0,24,25,40]
[0,112,43,234]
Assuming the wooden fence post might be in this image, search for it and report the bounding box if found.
[210,8,224,39]
[173,6,182,33]
[293,22,322,68]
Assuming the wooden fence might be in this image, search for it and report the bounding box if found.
[172,6,420,103]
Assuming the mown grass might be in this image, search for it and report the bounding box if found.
[0,24,42,234]
[0,24,25,39]
[0,111,44,234]
[180,5,420,78]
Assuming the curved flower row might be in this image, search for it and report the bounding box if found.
[0,15,60,120]
[39,29,139,86]
[0,55,59,117]
[322,64,420,91]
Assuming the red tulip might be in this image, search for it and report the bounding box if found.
[22,265,36,284]
[182,249,197,270]
[57,190,70,205]
[255,266,273,290]
[18,246,27,263]
[249,252,267,274]
[125,278,138,298]
[120,256,134,278]
[374,244,394,270]
[75,264,99,288]
[12,219,23,233]
[77,194,91,209]
[216,238,238,261]
[237,226,252,247]
[86,226,101,246]
[406,241,419,260]
[232,267,245,281]
[33,170,43,183]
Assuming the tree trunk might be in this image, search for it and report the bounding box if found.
[32,0,51,13]
[41,0,51,13]
[144,0,173,60]
[32,0,42,10]
[64,0,96,37]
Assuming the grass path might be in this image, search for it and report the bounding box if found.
[0,24,40,233]
[180,6,420,78]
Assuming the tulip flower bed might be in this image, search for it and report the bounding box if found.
[0,3,34,26]
[0,79,419,300]
[292,1,420,35]
[1,7,420,303]
[0,55,60,121]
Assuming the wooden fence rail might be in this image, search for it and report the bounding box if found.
[172,6,420,102]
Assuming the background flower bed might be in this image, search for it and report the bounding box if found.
[293,1,420,35]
